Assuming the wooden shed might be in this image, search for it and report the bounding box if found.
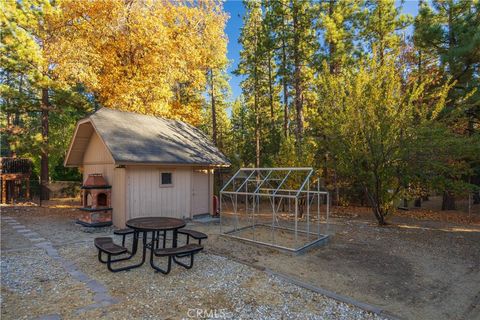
[64,108,230,227]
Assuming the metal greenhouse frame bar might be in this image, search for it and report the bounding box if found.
[220,167,330,253]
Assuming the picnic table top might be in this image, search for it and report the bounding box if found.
[126,217,186,231]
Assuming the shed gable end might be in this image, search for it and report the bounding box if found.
[83,131,114,165]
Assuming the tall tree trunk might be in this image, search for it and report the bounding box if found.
[254,93,260,168]
[414,198,422,207]
[210,69,217,146]
[442,191,456,210]
[292,4,304,145]
[6,113,12,156]
[40,88,50,201]
[333,157,339,206]
[267,54,274,128]
[323,0,337,197]
[282,77,289,137]
[441,6,457,211]
[253,15,260,168]
[378,4,384,63]
[328,0,339,74]
[473,191,480,205]
[281,15,289,138]
[365,186,387,225]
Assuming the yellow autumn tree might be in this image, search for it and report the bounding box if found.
[56,0,228,125]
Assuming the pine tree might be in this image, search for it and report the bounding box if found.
[237,0,266,167]
[230,96,255,167]
[317,0,360,74]
[290,0,317,145]
[265,0,292,138]
[415,0,479,131]
[204,66,231,149]
[359,0,412,61]
[414,0,480,209]
[1,0,67,199]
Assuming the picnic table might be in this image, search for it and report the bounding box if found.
[126,217,186,271]
[95,216,205,273]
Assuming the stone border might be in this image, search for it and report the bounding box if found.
[205,248,403,320]
[2,216,118,318]
[264,269,403,320]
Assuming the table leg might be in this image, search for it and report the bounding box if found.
[149,231,156,250]
[137,231,147,266]
[149,230,172,274]
[131,231,139,255]
[133,231,147,266]
[128,230,147,267]
[155,231,160,249]
[173,229,178,248]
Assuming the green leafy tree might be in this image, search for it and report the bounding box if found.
[315,49,475,225]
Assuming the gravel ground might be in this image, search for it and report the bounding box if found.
[59,243,384,319]
[1,247,94,319]
[1,203,384,320]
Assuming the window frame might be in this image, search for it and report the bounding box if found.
[159,171,174,188]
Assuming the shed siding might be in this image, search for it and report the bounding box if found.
[126,166,192,219]
[82,131,115,185]
[112,167,126,227]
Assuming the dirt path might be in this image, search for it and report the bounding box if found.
[200,216,480,320]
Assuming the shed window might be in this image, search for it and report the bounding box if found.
[160,172,173,187]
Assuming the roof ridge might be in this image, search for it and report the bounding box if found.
[93,107,187,125]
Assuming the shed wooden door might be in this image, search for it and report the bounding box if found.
[192,170,209,215]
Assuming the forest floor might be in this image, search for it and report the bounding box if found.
[206,197,480,320]
[1,198,479,319]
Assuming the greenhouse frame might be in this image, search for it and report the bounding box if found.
[220,167,330,253]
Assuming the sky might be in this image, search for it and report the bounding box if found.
[222,0,421,101]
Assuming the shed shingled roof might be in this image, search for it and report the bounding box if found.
[72,108,230,166]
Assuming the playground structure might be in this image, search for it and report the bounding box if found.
[0,157,32,204]
[220,168,330,253]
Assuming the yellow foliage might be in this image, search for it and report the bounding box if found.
[56,0,228,123]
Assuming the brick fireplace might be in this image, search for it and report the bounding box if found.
[77,174,112,227]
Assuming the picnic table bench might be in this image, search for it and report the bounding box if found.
[178,229,208,244]
[95,237,142,272]
[152,243,203,274]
